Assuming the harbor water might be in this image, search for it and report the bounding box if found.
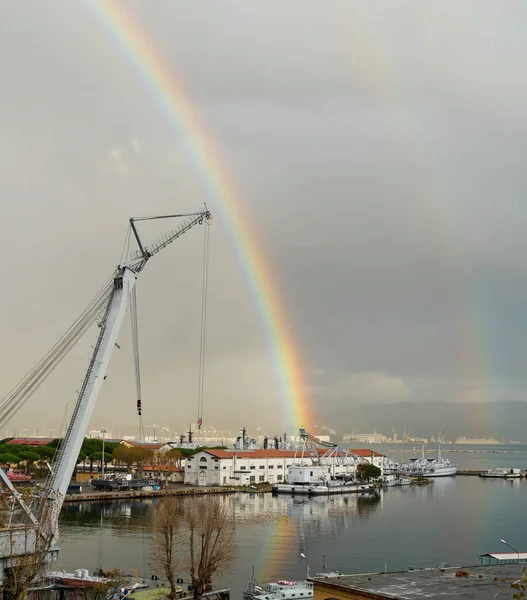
[57,445,527,597]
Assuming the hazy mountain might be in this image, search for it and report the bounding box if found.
[331,400,527,442]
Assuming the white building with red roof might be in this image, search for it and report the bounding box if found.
[184,448,385,486]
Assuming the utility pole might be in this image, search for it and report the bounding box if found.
[101,430,107,477]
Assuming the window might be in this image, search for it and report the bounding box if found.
[269,465,274,469]
[250,466,256,470]
[223,466,227,469]
[259,465,265,469]
[250,476,256,483]
[277,474,283,480]
[310,471,313,476]
[277,464,283,469]
[215,466,219,470]
[199,457,207,463]
[259,475,265,482]
[240,466,246,470]
[214,458,219,462]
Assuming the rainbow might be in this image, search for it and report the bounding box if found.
[340,6,496,410]
[86,1,313,432]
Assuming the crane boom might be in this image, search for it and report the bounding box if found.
[47,267,137,513]
[128,210,211,272]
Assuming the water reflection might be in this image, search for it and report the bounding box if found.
[56,480,527,598]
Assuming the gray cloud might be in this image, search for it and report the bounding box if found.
[1,1,527,437]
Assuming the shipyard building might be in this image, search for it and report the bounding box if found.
[184,448,385,486]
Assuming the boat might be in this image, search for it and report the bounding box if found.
[479,468,521,479]
[273,482,377,495]
[403,446,458,478]
[5,468,31,482]
[48,569,108,588]
[90,474,162,491]
[243,579,314,600]
[272,464,378,496]
[395,477,411,486]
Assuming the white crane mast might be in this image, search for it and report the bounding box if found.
[49,267,137,508]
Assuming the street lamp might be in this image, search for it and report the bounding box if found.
[101,430,107,477]
[501,539,521,572]
[300,553,313,578]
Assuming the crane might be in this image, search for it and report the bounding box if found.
[0,208,211,586]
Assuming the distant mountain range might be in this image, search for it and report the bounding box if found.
[330,400,527,442]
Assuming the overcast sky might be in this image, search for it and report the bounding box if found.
[1,1,527,439]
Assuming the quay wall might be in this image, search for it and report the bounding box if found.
[63,486,241,503]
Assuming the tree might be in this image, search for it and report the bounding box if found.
[152,498,183,600]
[357,463,381,481]
[151,497,236,600]
[0,453,21,466]
[89,452,113,472]
[155,450,183,485]
[511,568,527,599]
[129,447,154,476]
[186,497,236,600]
[112,445,135,471]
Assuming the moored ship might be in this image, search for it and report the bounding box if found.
[479,468,521,479]
[402,446,458,478]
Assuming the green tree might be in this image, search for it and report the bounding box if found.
[89,451,113,472]
[0,453,20,466]
[357,463,381,481]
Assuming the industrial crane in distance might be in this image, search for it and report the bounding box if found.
[0,208,211,585]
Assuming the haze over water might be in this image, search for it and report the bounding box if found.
[57,446,527,598]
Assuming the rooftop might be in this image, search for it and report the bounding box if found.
[201,448,385,459]
[310,565,525,599]
[6,438,54,446]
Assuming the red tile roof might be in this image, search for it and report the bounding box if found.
[349,448,385,458]
[200,448,385,459]
[6,438,54,446]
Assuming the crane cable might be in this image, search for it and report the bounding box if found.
[130,285,145,442]
[196,220,210,434]
[0,278,114,429]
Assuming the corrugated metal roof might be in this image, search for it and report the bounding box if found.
[479,552,527,560]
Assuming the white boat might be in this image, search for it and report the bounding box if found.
[395,477,411,486]
[272,464,377,495]
[273,482,376,495]
[404,446,458,478]
[479,468,521,479]
[243,579,313,600]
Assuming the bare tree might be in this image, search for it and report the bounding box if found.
[152,497,183,600]
[151,496,236,600]
[185,497,236,600]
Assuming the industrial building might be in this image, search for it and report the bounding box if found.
[184,448,385,486]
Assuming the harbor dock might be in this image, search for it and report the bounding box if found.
[63,485,239,503]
